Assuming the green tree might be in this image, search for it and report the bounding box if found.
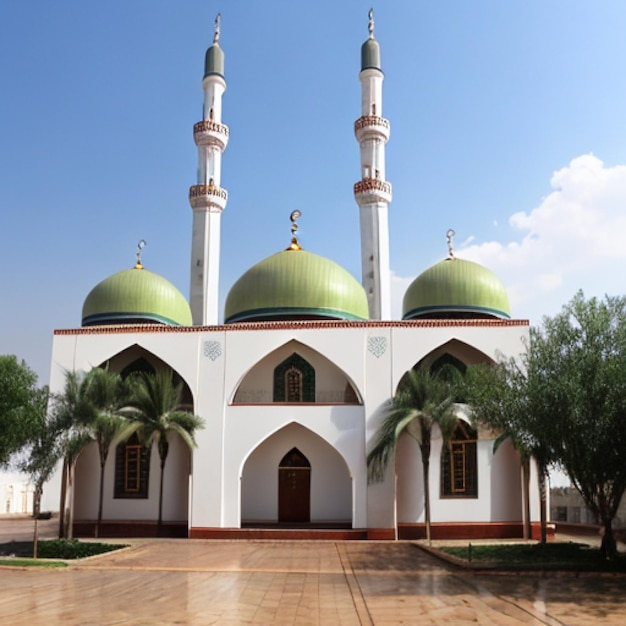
[367,366,459,544]
[0,355,42,466]
[81,367,130,538]
[122,370,204,535]
[49,370,94,539]
[532,292,626,559]
[464,362,552,543]
[467,291,626,559]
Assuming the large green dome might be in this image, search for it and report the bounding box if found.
[403,257,511,320]
[82,266,192,327]
[225,248,369,323]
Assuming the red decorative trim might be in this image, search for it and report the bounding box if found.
[189,527,369,540]
[55,318,529,336]
[72,520,187,538]
[398,522,555,541]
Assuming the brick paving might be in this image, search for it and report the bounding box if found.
[0,519,625,625]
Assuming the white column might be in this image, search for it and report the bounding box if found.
[354,22,392,321]
[189,20,229,326]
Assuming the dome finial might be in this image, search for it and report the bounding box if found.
[446,229,455,259]
[368,8,375,39]
[135,239,147,269]
[213,13,221,44]
[288,210,302,250]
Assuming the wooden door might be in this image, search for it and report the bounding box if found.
[278,448,310,523]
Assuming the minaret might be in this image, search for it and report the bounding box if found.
[354,9,392,320]
[189,14,229,325]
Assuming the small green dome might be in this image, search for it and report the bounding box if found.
[361,38,381,71]
[403,258,511,320]
[204,43,224,78]
[82,266,192,327]
[225,248,369,323]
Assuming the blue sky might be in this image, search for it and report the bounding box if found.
[3,1,626,384]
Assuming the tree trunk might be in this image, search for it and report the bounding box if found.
[422,456,431,545]
[538,468,547,544]
[600,517,617,560]
[32,485,42,559]
[58,458,68,539]
[521,458,531,540]
[96,460,106,538]
[67,461,76,540]
[157,458,166,537]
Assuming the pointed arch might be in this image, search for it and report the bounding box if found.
[273,353,315,402]
[240,422,352,526]
[231,339,362,405]
[97,344,194,409]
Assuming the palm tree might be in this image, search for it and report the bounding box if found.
[367,366,460,544]
[82,367,130,538]
[123,370,204,535]
[50,370,94,538]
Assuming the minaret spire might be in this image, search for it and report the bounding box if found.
[189,13,229,325]
[354,8,392,319]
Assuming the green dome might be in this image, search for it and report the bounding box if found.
[361,38,381,71]
[82,266,192,327]
[225,248,369,323]
[403,258,511,320]
[204,43,224,78]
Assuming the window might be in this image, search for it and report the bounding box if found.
[114,434,150,499]
[441,422,477,497]
[273,353,315,402]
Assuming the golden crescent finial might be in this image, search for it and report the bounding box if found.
[135,240,147,269]
[213,13,221,44]
[287,210,302,250]
[446,229,455,259]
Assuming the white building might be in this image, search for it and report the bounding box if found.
[44,12,539,540]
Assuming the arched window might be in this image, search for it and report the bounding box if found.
[273,353,315,402]
[441,422,477,498]
[114,434,150,499]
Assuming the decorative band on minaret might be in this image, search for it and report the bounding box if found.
[354,8,392,320]
[189,14,229,325]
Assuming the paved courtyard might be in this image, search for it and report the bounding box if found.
[0,534,625,625]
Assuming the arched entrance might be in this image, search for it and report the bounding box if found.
[278,448,310,523]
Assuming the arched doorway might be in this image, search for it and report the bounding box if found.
[278,448,310,523]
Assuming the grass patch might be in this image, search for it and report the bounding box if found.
[0,558,67,568]
[440,542,626,572]
[0,539,128,560]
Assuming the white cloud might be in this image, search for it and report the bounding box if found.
[391,154,626,325]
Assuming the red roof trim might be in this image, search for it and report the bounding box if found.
[54,319,529,336]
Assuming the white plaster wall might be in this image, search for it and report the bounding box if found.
[73,435,191,522]
[241,423,352,522]
[233,340,359,404]
[0,472,34,515]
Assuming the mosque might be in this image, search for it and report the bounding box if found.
[46,12,539,540]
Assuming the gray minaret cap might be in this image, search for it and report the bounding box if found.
[361,8,381,71]
[204,13,225,78]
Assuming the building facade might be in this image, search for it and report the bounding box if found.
[44,12,539,540]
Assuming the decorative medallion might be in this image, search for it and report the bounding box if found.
[368,336,387,358]
[203,340,222,361]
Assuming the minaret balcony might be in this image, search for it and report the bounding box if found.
[193,120,229,151]
[354,115,390,143]
[354,178,392,204]
[189,184,228,212]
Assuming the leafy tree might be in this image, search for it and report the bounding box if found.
[467,291,626,559]
[367,366,459,544]
[532,292,626,559]
[16,385,54,558]
[464,362,552,543]
[0,355,42,466]
[122,370,204,535]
